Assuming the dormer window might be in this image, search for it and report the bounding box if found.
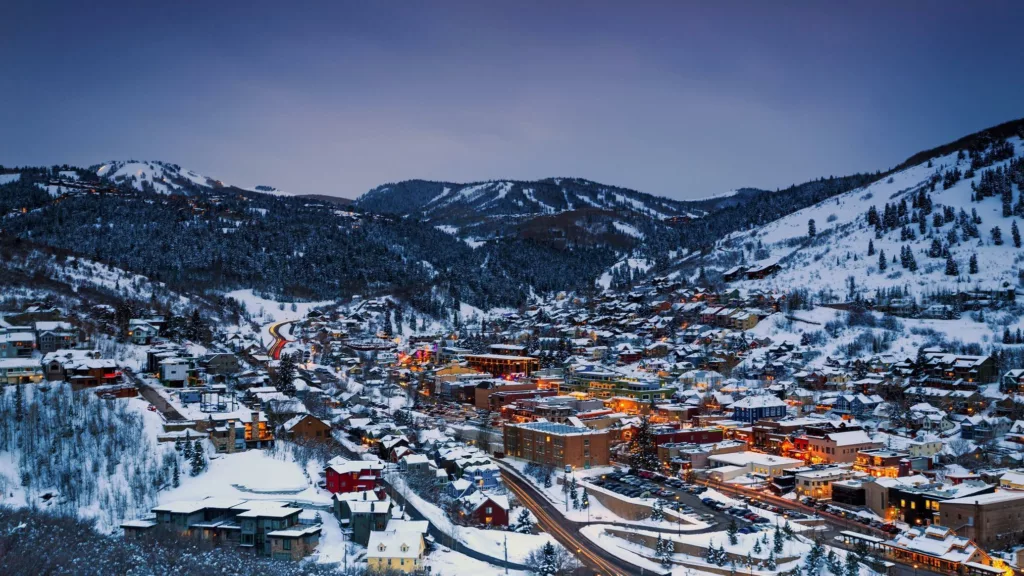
[401,544,409,552]
[378,544,386,551]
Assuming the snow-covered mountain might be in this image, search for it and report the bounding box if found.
[356,177,703,220]
[711,124,1024,301]
[354,178,706,242]
[94,160,291,197]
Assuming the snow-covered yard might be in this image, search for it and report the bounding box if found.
[161,449,332,506]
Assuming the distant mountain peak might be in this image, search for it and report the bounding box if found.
[94,160,291,197]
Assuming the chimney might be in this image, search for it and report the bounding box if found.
[251,411,260,441]
[228,419,236,452]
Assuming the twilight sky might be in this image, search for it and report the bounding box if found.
[3,2,1023,200]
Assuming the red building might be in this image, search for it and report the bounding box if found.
[654,427,725,445]
[458,492,510,527]
[325,459,385,494]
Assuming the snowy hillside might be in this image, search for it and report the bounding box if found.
[356,177,703,221]
[719,136,1024,299]
[95,160,290,197]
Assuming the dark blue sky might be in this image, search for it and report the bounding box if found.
[3,1,1023,200]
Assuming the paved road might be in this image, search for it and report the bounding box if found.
[500,466,669,576]
[267,320,294,359]
[125,369,185,421]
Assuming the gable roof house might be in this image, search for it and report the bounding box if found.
[457,491,510,527]
[366,525,426,574]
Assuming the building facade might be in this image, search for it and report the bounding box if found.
[503,422,609,469]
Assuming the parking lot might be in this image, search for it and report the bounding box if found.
[584,469,834,535]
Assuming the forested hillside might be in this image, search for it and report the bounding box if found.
[0,173,616,314]
[4,120,1020,316]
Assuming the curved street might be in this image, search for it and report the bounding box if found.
[267,320,294,360]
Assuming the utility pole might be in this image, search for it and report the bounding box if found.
[504,533,508,575]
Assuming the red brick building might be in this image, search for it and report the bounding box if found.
[325,459,385,494]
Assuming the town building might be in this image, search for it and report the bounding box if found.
[935,490,1024,548]
[0,358,43,384]
[0,332,34,359]
[366,523,427,574]
[282,414,331,442]
[464,353,539,377]
[730,394,787,423]
[34,321,77,353]
[854,449,909,478]
[457,491,510,527]
[325,459,386,493]
[125,499,320,560]
[503,421,610,469]
[707,451,803,481]
[805,429,878,464]
[793,467,857,499]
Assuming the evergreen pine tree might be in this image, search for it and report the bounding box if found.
[970,253,979,274]
[867,238,875,256]
[14,384,24,422]
[808,219,816,238]
[580,487,589,509]
[539,542,558,575]
[827,550,843,575]
[650,498,665,521]
[945,254,959,276]
[727,517,738,545]
[189,444,205,477]
[172,458,180,487]
[993,226,1004,245]
[514,508,533,533]
[628,414,659,471]
[275,352,298,396]
[878,249,887,271]
[766,552,777,570]
[805,540,824,573]
[845,554,859,576]
[1014,220,1022,248]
